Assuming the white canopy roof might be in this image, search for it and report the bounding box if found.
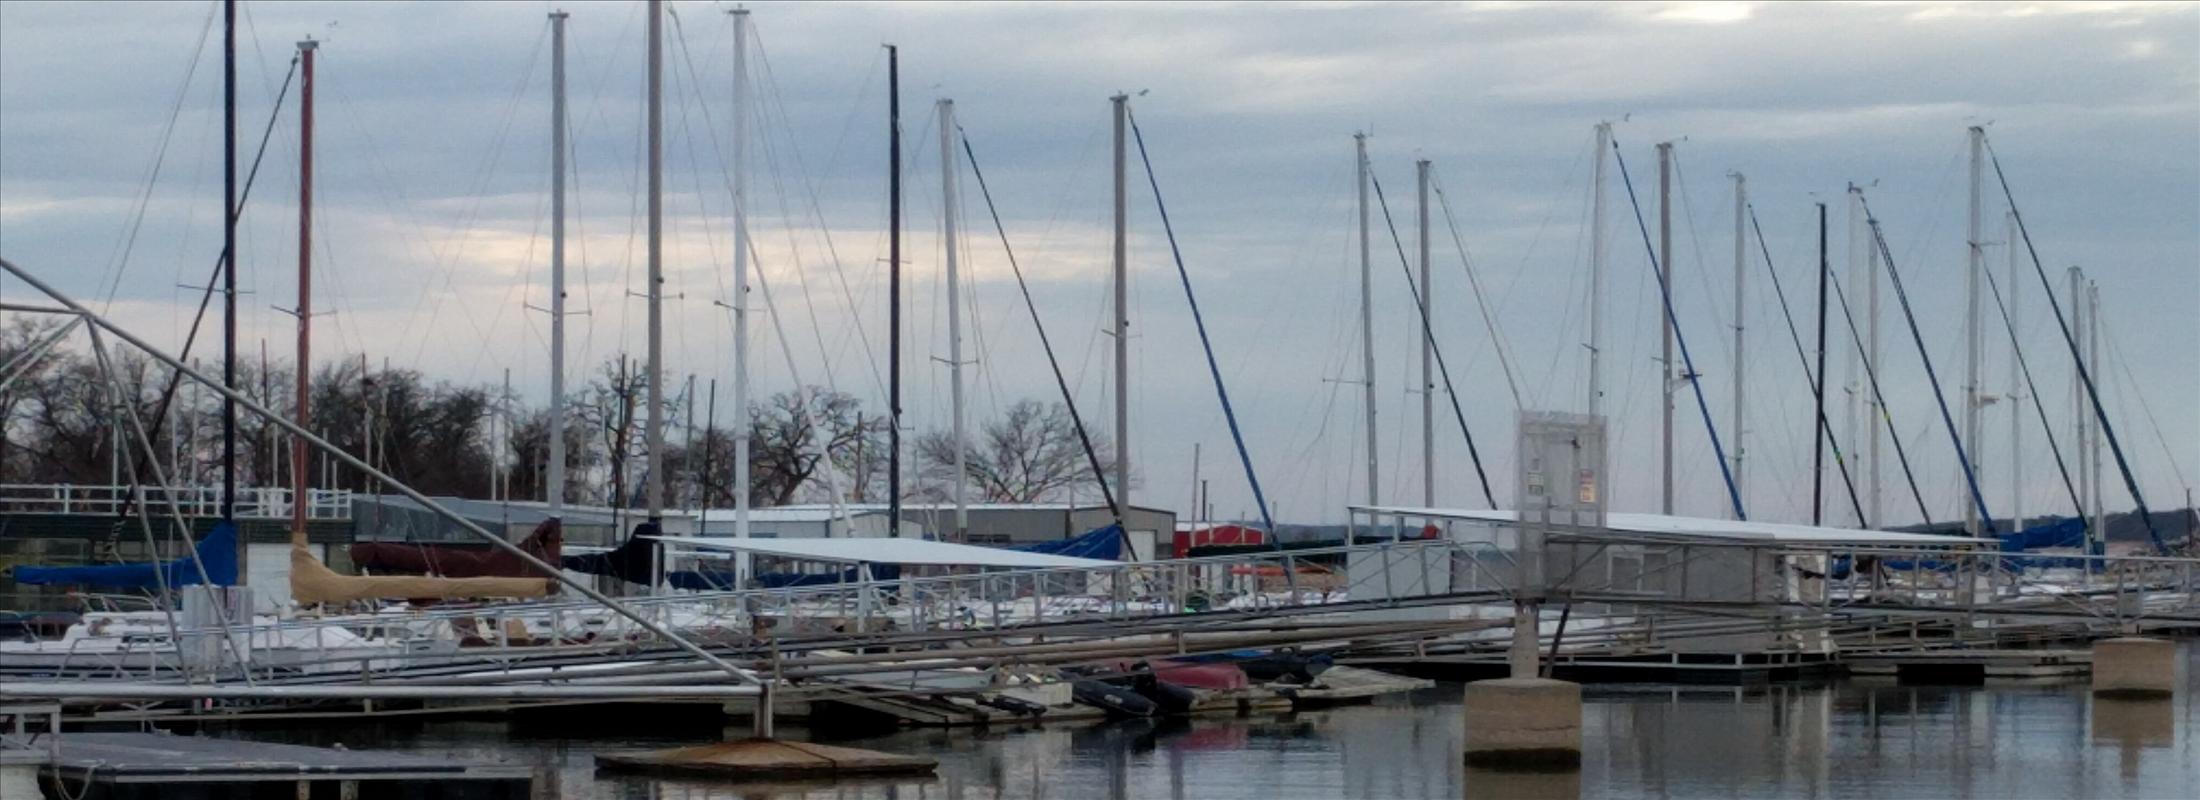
[1352,506,1983,548]
[651,535,1119,569]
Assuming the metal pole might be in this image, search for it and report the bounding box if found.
[943,98,969,541]
[548,9,568,517]
[1112,94,1131,518]
[1657,142,1675,515]
[1812,203,1830,526]
[1356,133,1378,506]
[1730,172,1746,518]
[1860,187,1882,527]
[2069,266,2087,543]
[730,7,751,546]
[1964,126,1985,537]
[887,44,902,535]
[2006,211,2021,531]
[292,38,317,544]
[2088,282,2103,543]
[221,0,239,568]
[682,373,695,507]
[1588,123,1609,419]
[0,256,762,686]
[1417,159,1434,508]
[645,0,665,526]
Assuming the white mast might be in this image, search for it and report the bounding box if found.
[2006,211,2022,531]
[1963,125,1985,537]
[547,10,567,517]
[1856,186,1882,527]
[2069,266,2088,542]
[2088,281,2103,543]
[644,0,665,535]
[730,7,752,548]
[1729,172,1746,519]
[1843,190,1863,526]
[1112,94,1130,516]
[1657,141,1675,516]
[1588,123,1609,419]
[1417,158,1434,508]
[1356,133,1378,506]
[940,97,968,539]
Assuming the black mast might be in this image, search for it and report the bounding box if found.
[886,45,902,536]
[1810,203,1829,526]
[222,0,239,534]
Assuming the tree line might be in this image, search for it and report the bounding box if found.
[0,319,1120,509]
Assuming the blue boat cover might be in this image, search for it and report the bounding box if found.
[1012,523,1124,561]
[14,522,238,589]
[1999,517,2087,552]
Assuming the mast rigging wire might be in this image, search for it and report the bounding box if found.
[1745,205,1871,527]
[1428,170,1526,411]
[1366,166,1497,508]
[955,128,1121,526]
[1123,107,1276,537]
[1609,138,1747,520]
[1856,193,1997,536]
[1984,138,2168,552]
[1977,250,2090,539]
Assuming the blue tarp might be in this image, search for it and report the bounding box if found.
[668,563,903,591]
[15,522,238,589]
[1012,523,1124,561]
[2000,517,2087,552]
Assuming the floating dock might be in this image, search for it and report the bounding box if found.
[595,737,937,780]
[26,732,531,799]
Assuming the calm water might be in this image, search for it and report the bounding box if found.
[222,649,2198,800]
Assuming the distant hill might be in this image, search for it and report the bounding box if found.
[1247,507,2200,546]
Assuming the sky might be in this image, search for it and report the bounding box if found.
[2,1,2195,529]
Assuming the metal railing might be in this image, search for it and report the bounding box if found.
[0,484,353,521]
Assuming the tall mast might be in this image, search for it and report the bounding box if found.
[1812,203,1830,526]
[1417,158,1434,508]
[2088,282,2103,544]
[1355,133,1377,506]
[1963,125,1985,537]
[1112,94,1131,518]
[1843,189,1863,526]
[2068,266,2087,541]
[1657,142,1675,515]
[291,37,318,546]
[1587,123,1609,419]
[886,44,902,535]
[644,0,664,526]
[221,0,239,580]
[940,97,968,540]
[2005,210,2021,530]
[547,10,568,517]
[1729,172,1746,519]
[730,8,752,544]
[1856,186,1882,526]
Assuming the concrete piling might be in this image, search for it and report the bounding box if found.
[1461,677,1582,769]
[2090,637,2176,697]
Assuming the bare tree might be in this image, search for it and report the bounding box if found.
[747,388,885,506]
[916,399,1116,504]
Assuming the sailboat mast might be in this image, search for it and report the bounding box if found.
[1963,125,1985,537]
[1355,133,1377,506]
[547,10,568,517]
[940,97,968,540]
[644,0,665,530]
[2088,282,2103,543]
[292,38,317,544]
[1812,202,1830,526]
[2068,265,2088,541]
[1729,172,1746,519]
[1857,186,1883,526]
[887,44,903,536]
[730,8,751,545]
[1657,142,1674,515]
[1112,94,1130,517]
[2006,211,2022,530]
[1587,122,1609,419]
[1417,159,1433,508]
[221,0,239,579]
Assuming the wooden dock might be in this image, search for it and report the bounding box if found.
[1844,649,2092,681]
[30,732,531,799]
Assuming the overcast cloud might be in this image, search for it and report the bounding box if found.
[2,1,2194,527]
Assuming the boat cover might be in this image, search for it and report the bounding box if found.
[562,523,661,584]
[290,542,551,605]
[1013,524,1124,560]
[14,521,238,589]
[349,519,563,578]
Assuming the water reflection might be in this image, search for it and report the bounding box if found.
[218,650,2199,800]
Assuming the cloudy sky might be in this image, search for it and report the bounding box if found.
[3,1,2194,529]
